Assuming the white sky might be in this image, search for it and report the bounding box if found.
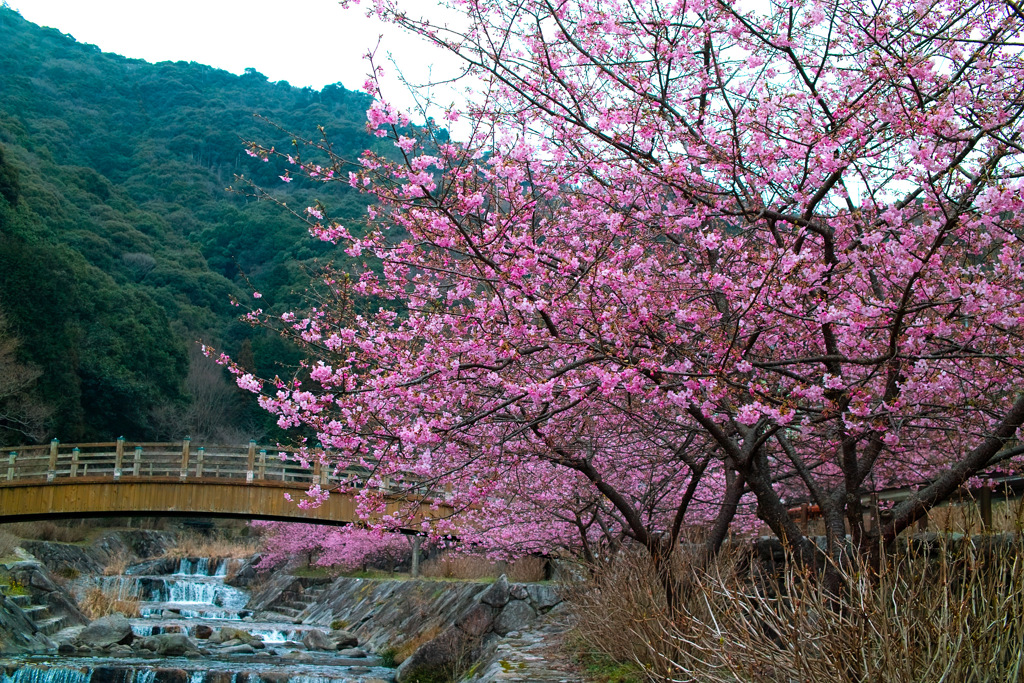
[8,0,467,116]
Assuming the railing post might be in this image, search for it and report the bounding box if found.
[180,436,191,481]
[196,447,205,478]
[133,446,142,476]
[47,438,59,482]
[313,460,321,485]
[7,451,16,481]
[258,449,267,480]
[114,436,124,481]
[70,447,80,477]
[246,440,256,483]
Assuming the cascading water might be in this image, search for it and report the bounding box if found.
[1,668,156,683]
[3,558,395,683]
[131,559,250,620]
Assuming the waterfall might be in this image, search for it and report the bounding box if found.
[167,581,219,604]
[176,558,212,576]
[1,668,91,683]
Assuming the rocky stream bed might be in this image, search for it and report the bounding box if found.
[0,531,582,683]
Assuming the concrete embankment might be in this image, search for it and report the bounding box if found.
[247,571,575,682]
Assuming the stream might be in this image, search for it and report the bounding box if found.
[1,558,396,683]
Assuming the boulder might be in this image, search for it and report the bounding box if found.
[219,643,255,655]
[329,629,358,648]
[456,603,495,638]
[140,633,201,657]
[209,627,260,645]
[493,600,536,636]
[478,575,510,608]
[337,647,367,658]
[152,668,190,683]
[302,629,336,651]
[508,584,529,601]
[282,651,315,662]
[396,629,478,683]
[124,557,178,576]
[193,625,213,639]
[224,555,261,587]
[525,584,561,613]
[76,613,134,649]
[92,667,137,683]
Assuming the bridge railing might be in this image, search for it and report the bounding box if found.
[0,438,375,490]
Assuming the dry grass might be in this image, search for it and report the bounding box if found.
[79,584,141,619]
[420,552,548,582]
[507,555,547,582]
[0,521,89,543]
[421,553,501,580]
[0,530,20,558]
[103,557,129,576]
[569,538,1024,683]
[566,548,691,681]
[164,532,260,560]
[920,495,1024,534]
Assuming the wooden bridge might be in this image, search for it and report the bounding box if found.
[0,438,451,529]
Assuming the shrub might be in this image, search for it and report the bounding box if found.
[55,566,80,582]
[378,647,398,668]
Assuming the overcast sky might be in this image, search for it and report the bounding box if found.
[8,0,465,114]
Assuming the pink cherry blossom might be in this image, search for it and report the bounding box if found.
[230,0,1024,584]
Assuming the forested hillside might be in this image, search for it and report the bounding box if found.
[0,6,376,444]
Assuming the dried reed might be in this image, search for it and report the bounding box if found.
[79,584,141,619]
[164,532,259,560]
[569,537,1024,683]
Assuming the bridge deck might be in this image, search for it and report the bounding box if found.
[0,439,448,529]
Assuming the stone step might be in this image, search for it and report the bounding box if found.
[21,604,50,618]
[50,625,85,644]
[36,615,68,637]
[5,594,31,607]
[278,600,309,612]
[273,605,302,618]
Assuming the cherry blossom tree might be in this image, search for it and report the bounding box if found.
[253,521,411,573]
[226,0,1024,596]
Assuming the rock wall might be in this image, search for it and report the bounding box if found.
[22,530,175,576]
